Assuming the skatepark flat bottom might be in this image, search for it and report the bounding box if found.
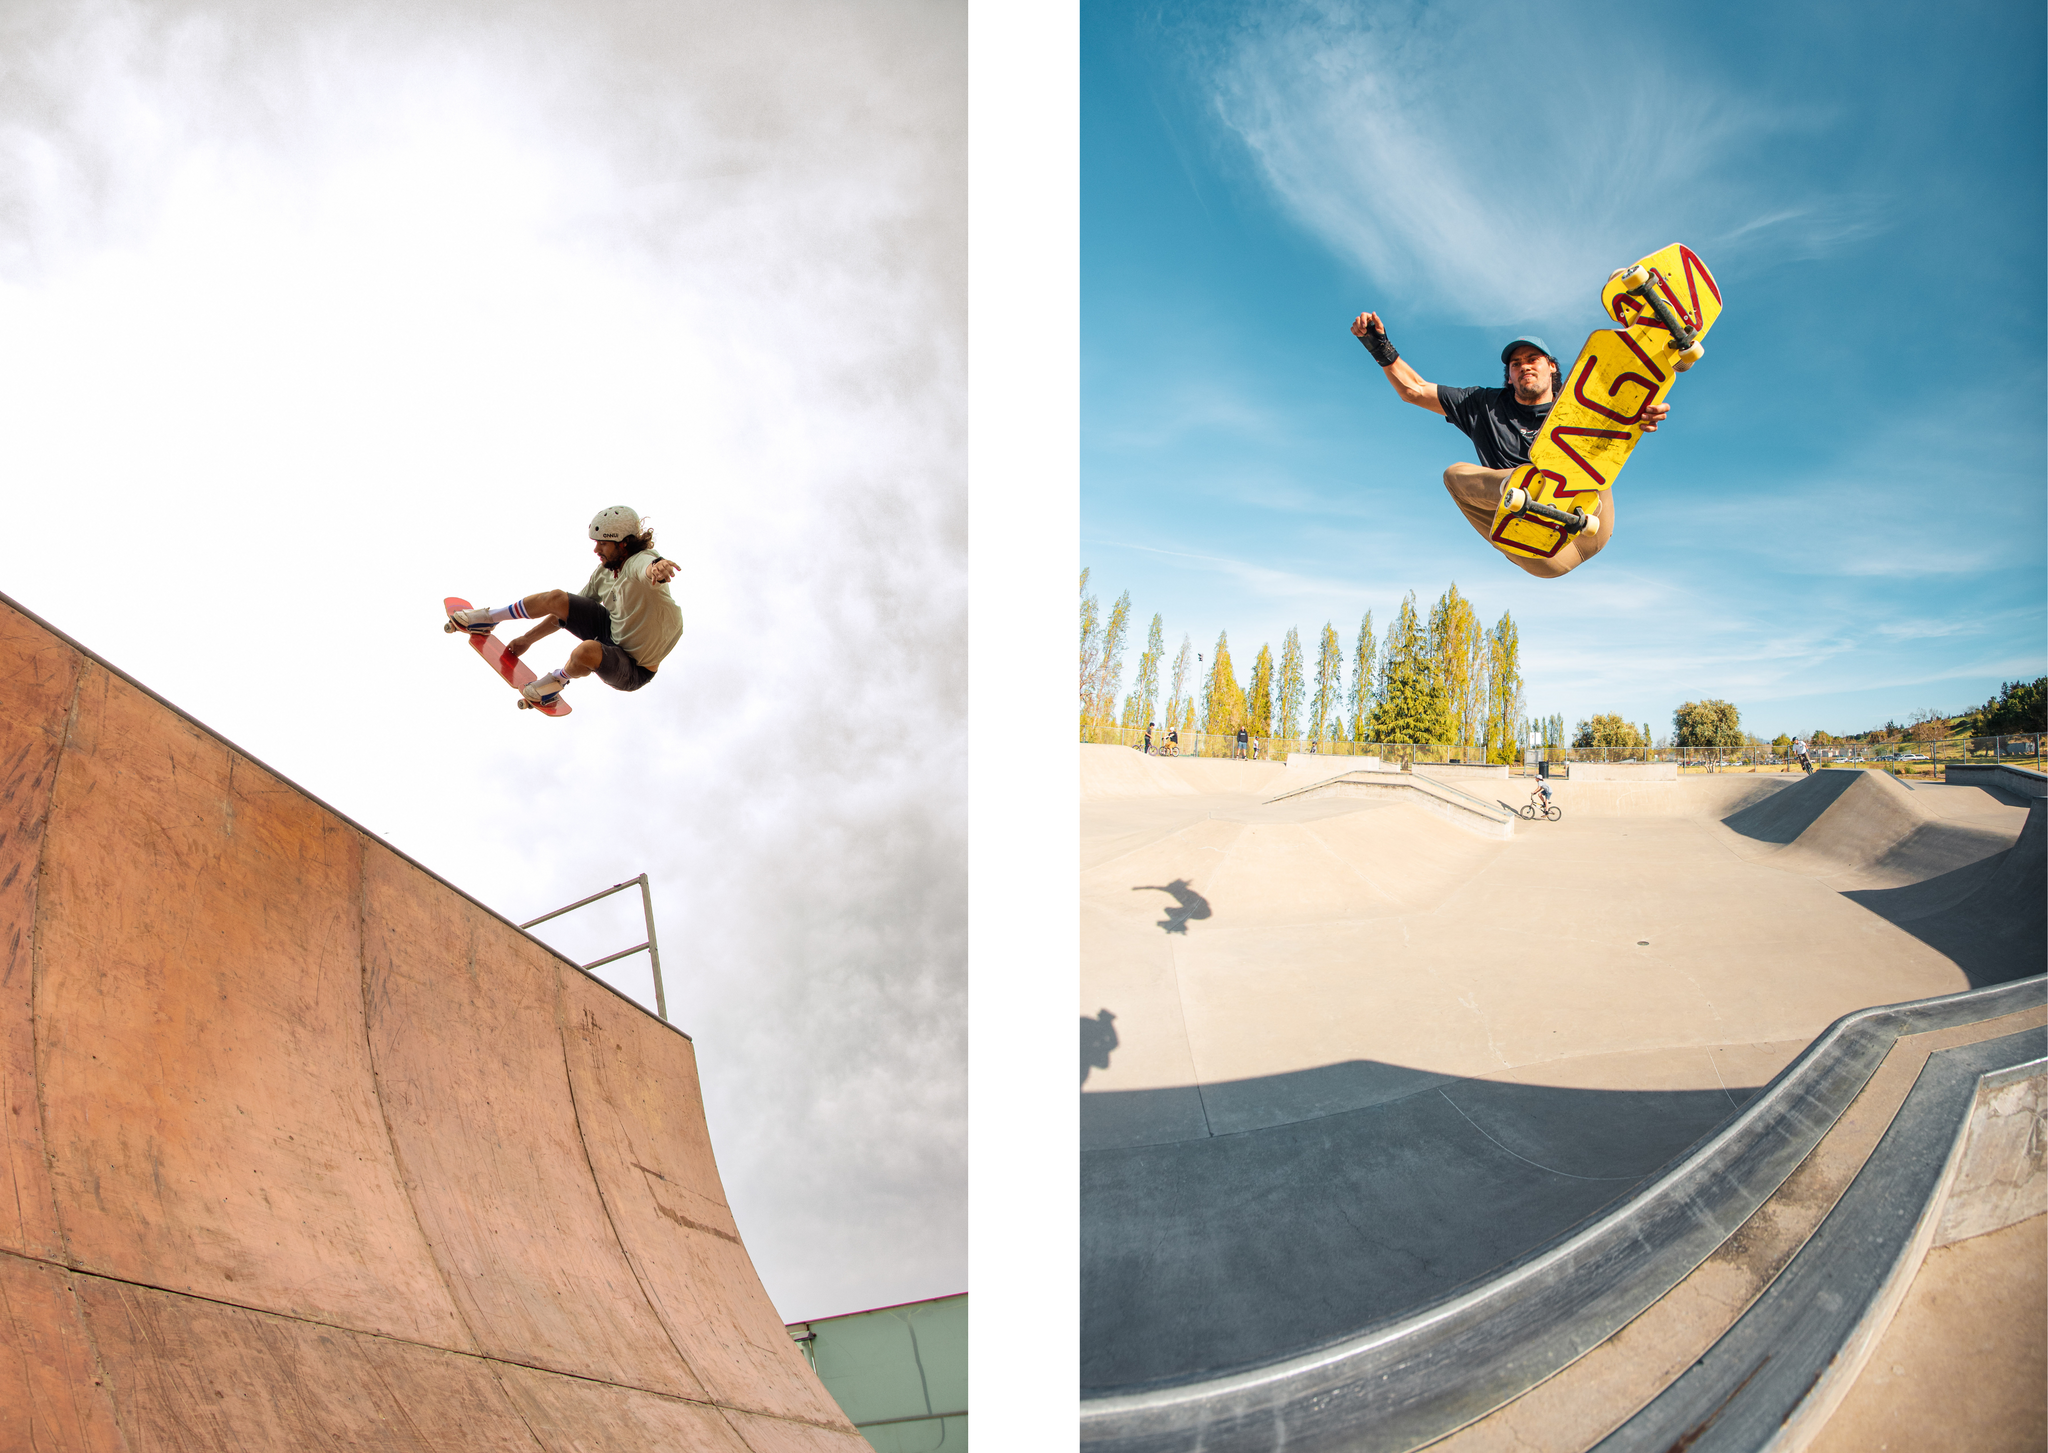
[1077,747,2045,1393]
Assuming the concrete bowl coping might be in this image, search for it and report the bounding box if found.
[1944,761,2047,800]
[1586,1029,2045,1453]
[1077,976,2048,1453]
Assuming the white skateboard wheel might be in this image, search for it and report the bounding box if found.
[1674,341,1705,371]
[1580,511,1601,536]
[1620,264,1651,290]
[1501,485,1530,513]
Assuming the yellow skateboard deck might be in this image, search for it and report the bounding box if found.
[1487,243,1723,561]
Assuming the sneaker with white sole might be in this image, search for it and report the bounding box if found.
[520,670,569,707]
[444,607,495,635]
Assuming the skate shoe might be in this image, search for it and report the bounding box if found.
[445,606,495,635]
[520,670,568,707]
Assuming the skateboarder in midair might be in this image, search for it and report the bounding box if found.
[1350,313,1672,580]
[445,506,683,709]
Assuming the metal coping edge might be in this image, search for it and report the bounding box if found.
[1079,974,2047,1436]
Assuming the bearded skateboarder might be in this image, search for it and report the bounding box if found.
[1351,315,1671,580]
[445,506,683,710]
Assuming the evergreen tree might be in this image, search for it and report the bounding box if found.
[1277,627,1306,741]
[1125,613,1165,727]
[1248,644,1275,737]
[1349,612,1376,742]
[1309,623,1343,742]
[1376,592,1452,743]
[1957,677,2047,737]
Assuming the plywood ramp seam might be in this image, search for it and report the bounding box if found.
[0,1245,850,1428]
[28,658,87,1265]
[549,978,707,1395]
[357,832,490,1366]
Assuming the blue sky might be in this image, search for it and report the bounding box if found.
[1081,0,2046,740]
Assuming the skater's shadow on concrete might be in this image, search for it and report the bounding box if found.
[1080,1009,1118,1086]
[1133,880,1210,934]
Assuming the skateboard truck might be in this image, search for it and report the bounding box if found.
[1615,263,1706,371]
[1501,483,1599,538]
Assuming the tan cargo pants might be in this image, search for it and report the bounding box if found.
[1443,462,1614,580]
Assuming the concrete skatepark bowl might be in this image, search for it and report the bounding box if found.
[1078,745,2046,1450]
[0,590,866,1452]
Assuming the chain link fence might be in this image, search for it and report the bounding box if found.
[1080,723,2044,779]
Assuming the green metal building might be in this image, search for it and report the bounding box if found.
[787,1292,967,1451]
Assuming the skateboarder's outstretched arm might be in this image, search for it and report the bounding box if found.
[1351,313,1444,417]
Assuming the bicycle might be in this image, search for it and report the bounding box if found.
[1518,785,1562,822]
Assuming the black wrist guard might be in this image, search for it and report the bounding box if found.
[1361,328,1400,367]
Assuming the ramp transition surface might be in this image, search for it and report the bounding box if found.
[1,592,865,1451]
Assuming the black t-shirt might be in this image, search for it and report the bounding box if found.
[1437,384,1552,470]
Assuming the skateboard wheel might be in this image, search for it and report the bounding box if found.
[1620,264,1651,290]
[1500,485,1530,513]
[1576,510,1601,537]
[1674,341,1705,371]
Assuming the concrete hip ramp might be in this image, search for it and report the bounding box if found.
[0,593,864,1452]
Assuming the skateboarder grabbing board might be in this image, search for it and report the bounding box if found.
[443,595,574,716]
[444,505,683,711]
[1352,243,1723,579]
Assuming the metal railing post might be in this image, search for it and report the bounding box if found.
[637,873,667,1024]
[519,873,670,1024]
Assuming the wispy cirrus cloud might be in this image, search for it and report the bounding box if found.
[1194,1,1888,329]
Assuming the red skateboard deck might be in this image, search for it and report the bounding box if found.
[443,597,572,716]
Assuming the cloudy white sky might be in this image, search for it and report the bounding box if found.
[1082,0,2045,740]
[0,0,963,1323]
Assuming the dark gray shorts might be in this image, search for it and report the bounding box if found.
[563,594,655,692]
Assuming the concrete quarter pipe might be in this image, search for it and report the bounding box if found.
[0,591,866,1452]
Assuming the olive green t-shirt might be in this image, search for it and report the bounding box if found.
[581,551,683,672]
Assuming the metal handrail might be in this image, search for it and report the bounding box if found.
[520,873,667,1023]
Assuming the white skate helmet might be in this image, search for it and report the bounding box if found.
[588,505,642,542]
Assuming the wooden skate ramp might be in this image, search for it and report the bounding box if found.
[0,591,864,1453]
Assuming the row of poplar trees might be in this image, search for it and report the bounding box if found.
[1080,570,1529,760]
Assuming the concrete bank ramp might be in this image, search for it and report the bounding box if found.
[1719,769,2046,986]
[0,592,864,1452]
[1267,768,1514,839]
